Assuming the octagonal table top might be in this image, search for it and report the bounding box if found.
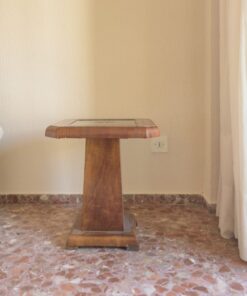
[45,119,160,139]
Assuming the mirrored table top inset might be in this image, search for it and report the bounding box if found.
[70,119,137,127]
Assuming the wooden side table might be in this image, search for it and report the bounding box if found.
[46,119,159,250]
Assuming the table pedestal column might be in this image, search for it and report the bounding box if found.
[66,138,139,250]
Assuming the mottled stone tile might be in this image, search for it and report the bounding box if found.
[0,203,246,295]
[0,194,214,212]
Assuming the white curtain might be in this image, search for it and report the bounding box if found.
[217,0,247,261]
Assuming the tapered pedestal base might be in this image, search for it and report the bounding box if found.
[66,138,139,250]
[66,212,139,250]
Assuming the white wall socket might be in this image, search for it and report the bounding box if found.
[151,136,168,153]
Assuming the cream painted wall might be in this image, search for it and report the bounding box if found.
[0,0,95,194]
[203,0,220,204]
[0,0,213,198]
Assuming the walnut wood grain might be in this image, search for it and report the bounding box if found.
[46,118,160,250]
[67,212,138,250]
[81,138,124,231]
[45,119,160,139]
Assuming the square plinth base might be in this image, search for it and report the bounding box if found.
[66,212,139,251]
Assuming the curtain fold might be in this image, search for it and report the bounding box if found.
[218,0,247,261]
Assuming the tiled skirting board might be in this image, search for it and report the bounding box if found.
[0,194,216,214]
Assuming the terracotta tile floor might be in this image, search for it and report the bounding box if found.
[0,203,247,296]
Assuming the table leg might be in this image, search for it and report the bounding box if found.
[66,138,139,250]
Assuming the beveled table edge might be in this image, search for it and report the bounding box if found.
[45,118,160,139]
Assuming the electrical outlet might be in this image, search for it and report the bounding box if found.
[151,136,168,153]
